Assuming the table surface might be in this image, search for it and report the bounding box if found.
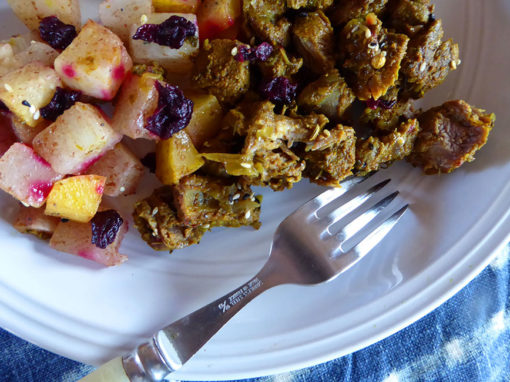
[1,245,509,382]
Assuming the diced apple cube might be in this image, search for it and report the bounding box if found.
[111,73,159,140]
[0,62,62,127]
[156,129,204,185]
[32,102,122,175]
[197,0,241,40]
[85,143,145,196]
[154,0,199,13]
[45,175,106,222]
[184,92,223,148]
[13,205,60,240]
[7,0,81,31]
[49,213,128,266]
[0,143,62,207]
[54,20,133,100]
[129,13,198,74]
[99,0,153,43]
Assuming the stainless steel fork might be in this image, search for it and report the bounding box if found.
[82,176,408,382]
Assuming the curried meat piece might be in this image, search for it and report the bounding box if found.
[287,0,334,10]
[329,0,388,27]
[258,46,303,79]
[356,118,419,174]
[340,13,409,100]
[388,0,435,37]
[400,20,460,99]
[292,11,336,74]
[242,0,291,47]
[408,100,495,174]
[133,186,208,251]
[297,69,355,121]
[298,124,356,186]
[192,39,250,105]
[173,174,261,228]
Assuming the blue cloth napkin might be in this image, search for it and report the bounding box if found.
[1,245,509,382]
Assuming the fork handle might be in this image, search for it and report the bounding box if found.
[120,271,279,381]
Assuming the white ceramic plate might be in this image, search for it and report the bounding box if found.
[1,0,510,380]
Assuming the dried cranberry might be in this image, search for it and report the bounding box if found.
[366,98,397,110]
[91,210,124,249]
[39,16,77,50]
[141,152,156,173]
[234,42,273,63]
[144,81,193,139]
[133,16,196,49]
[260,77,297,105]
[40,87,81,121]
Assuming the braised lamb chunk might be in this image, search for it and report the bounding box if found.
[329,0,388,27]
[355,118,419,174]
[298,124,356,186]
[133,186,208,251]
[408,100,494,174]
[360,85,416,131]
[340,13,409,101]
[258,46,303,79]
[388,0,435,37]
[400,19,460,99]
[192,39,250,105]
[242,0,291,47]
[172,174,261,228]
[287,0,334,10]
[297,69,355,121]
[292,11,336,74]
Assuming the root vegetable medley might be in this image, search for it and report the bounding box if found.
[0,0,495,266]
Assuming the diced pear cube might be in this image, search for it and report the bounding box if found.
[54,20,133,100]
[111,73,159,140]
[49,212,128,266]
[32,102,122,175]
[45,175,106,222]
[0,62,62,127]
[85,143,145,196]
[153,0,199,13]
[197,0,241,40]
[129,13,198,74]
[9,114,49,144]
[6,0,81,30]
[0,143,62,207]
[184,92,223,148]
[99,0,153,43]
[13,205,60,240]
[156,129,204,185]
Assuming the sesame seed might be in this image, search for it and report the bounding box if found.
[419,62,427,72]
[245,210,251,219]
[231,47,238,56]
[323,129,331,137]
[232,193,241,201]
[151,207,158,216]
[3,84,12,92]
[119,186,126,192]
[240,163,251,168]
[29,105,36,114]
[365,28,372,39]
[33,109,40,120]
[140,14,148,24]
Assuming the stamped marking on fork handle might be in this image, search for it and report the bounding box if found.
[217,277,263,312]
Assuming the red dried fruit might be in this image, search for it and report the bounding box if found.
[132,16,197,49]
[39,16,77,50]
[144,81,193,139]
[366,98,397,110]
[91,210,124,249]
[260,77,297,105]
[234,42,273,63]
[40,87,81,121]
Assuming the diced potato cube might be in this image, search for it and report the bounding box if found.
[13,205,60,240]
[85,143,145,196]
[154,0,199,13]
[184,92,223,148]
[0,62,62,127]
[6,0,81,30]
[99,0,153,43]
[9,114,48,144]
[111,73,159,139]
[0,143,62,207]
[156,130,204,185]
[32,102,122,175]
[129,13,199,74]
[54,20,133,100]
[50,214,128,266]
[45,175,106,222]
